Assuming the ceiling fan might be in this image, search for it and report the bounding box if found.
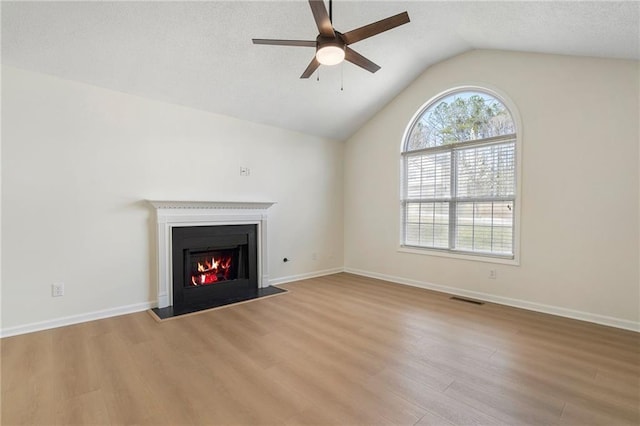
[252,0,410,79]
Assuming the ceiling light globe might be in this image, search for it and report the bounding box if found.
[316,45,345,66]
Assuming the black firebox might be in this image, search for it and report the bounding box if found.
[171,224,258,312]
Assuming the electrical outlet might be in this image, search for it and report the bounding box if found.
[240,166,251,176]
[489,270,497,280]
[52,282,65,297]
[312,252,318,261]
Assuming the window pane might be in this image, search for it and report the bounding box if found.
[492,226,513,254]
[455,203,474,251]
[405,202,449,248]
[492,202,514,254]
[433,224,449,248]
[406,156,422,199]
[406,153,451,199]
[420,223,434,246]
[405,92,515,150]
[456,142,515,199]
[455,201,514,255]
[406,202,420,223]
[419,202,434,223]
[473,225,492,252]
[405,223,420,246]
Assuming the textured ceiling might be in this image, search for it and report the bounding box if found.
[2,1,639,140]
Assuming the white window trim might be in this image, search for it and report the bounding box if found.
[398,84,522,266]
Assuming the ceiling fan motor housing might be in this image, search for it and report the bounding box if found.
[316,32,346,51]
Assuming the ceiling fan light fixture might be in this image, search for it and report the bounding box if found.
[316,45,345,66]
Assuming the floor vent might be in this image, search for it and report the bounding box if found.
[450,296,485,305]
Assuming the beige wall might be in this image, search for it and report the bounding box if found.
[344,50,639,328]
[1,66,344,331]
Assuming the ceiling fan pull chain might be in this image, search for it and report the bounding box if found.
[341,60,344,91]
[317,68,320,82]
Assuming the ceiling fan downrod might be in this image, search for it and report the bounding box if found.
[329,0,332,22]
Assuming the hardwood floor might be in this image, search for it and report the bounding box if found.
[2,273,639,425]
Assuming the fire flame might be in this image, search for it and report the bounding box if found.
[191,254,233,286]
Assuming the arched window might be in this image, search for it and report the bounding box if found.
[401,88,518,259]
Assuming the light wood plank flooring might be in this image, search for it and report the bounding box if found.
[2,273,639,425]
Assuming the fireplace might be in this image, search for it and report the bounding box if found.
[149,201,283,319]
[172,224,257,311]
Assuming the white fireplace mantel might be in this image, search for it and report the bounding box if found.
[149,200,275,308]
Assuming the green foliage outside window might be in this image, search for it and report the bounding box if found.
[407,94,515,151]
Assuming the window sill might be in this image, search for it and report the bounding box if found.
[398,246,520,266]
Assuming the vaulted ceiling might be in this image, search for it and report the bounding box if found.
[3,1,638,140]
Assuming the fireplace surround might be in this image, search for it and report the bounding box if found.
[149,201,276,316]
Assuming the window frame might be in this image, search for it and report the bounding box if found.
[399,86,522,265]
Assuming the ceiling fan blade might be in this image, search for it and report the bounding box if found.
[252,39,316,47]
[342,11,410,45]
[308,0,335,38]
[300,57,321,79]
[345,47,381,73]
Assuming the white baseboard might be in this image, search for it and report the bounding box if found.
[5,267,636,337]
[269,267,345,286]
[0,301,156,338]
[345,267,640,333]
[1,267,344,338]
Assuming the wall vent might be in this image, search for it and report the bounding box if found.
[450,296,485,305]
